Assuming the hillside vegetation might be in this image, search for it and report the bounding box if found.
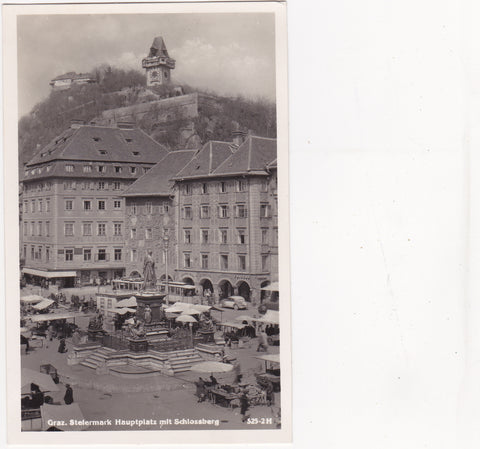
[19,67,276,169]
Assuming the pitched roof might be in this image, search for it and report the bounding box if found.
[27,125,169,167]
[211,136,276,177]
[173,141,235,179]
[123,149,197,196]
[51,72,94,82]
[149,36,169,58]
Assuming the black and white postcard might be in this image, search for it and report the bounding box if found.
[3,1,290,445]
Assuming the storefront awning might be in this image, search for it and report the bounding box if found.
[31,312,77,323]
[22,268,76,278]
[32,299,55,310]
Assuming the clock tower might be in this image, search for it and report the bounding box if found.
[142,36,176,87]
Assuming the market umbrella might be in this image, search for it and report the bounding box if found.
[21,368,60,394]
[179,307,201,316]
[234,315,255,323]
[176,314,197,323]
[116,296,137,308]
[164,304,185,313]
[190,361,234,373]
[40,403,88,431]
[20,295,44,304]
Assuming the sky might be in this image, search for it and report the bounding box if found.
[17,13,276,118]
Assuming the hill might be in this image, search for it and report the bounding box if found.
[19,67,276,170]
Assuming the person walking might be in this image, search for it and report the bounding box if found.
[64,384,73,405]
[240,390,250,422]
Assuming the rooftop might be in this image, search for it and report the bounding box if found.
[123,149,197,197]
[26,125,169,167]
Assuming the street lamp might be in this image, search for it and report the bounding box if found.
[163,228,170,299]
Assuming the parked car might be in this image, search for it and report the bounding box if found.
[221,296,248,310]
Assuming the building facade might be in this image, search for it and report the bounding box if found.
[172,136,278,304]
[21,122,168,287]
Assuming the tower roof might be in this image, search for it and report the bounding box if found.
[149,36,170,58]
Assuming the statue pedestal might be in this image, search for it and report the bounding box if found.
[128,338,148,352]
[135,293,167,325]
[87,329,103,342]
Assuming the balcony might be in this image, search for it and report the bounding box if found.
[142,56,175,69]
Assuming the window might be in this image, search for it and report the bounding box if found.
[162,204,170,214]
[46,200,50,212]
[202,254,209,269]
[23,245,27,260]
[98,150,108,156]
[145,228,152,239]
[132,203,137,214]
[65,200,73,210]
[31,200,36,212]
[145,202,152,214]
[31,222,35,236]
[132,151,140,156]
[184,229,191,243]
[97,249,106,261]
[218,205,229,218]
[64,222,74,236]
[22,221,28,236]
[184,253,191,268]
[38,222,42,236]
[97,165,106,173]
[114,223,122,236]
[46,182,52,191]
[183,206,192,220]
[143,167,149,174]
[200,205,210,219]
[260,204,271,218]
[201,229,209,244]
[45,222,50,237]
[261,179,269,192]
[238,255,246,270]
[237,179,247,192]
[184,184,192,195]
[31,246,34,259]
[131,249,137,262]
[46,247,50,262]
[262,255,269,271]
[38,201,43,212]
[113,181,121,190]
[83,200,92,211]
[237,229,246,244]
[220,229,228,244]
[235,204,247,218]
[65,249,73,261]
[97,223,106,236]
[64,181,75,190]
[93,137,101,142]
[114,249,122,261]
[130,166,137,174]
[38,247,42,261]
[84,249,92,261]
[114,200,121,209]
[98,181,105,190]
[220,254,229,270]
[65,164,74,172]
[83,165,92,173]
[219,181,227,193]
[23,201,28,213]
[131,228,137,239]
[114,166,122,174]
[82,222,92,236]
[262,228,268,244]
[98,200,106,210]
[201,183,208,194]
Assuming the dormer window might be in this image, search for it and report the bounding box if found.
[130,166,137,174]
[98,150,108,155]
[93,137,101,142]
[65,164,74,172]
[115,166,122,173]
[132,151,140,156]
[98,166,106,173]
[125,138,132,143]
[83,165,92,173]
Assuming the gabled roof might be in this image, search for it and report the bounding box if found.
[123,149,197,197]
[149,36,169,58]
[212,136,276,176]
[173,141,235,179]
[27,125,169,166]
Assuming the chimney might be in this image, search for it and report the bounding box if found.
[70,119,86,129]
[232,130,247,146]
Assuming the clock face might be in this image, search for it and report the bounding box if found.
[151,70,159,79]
